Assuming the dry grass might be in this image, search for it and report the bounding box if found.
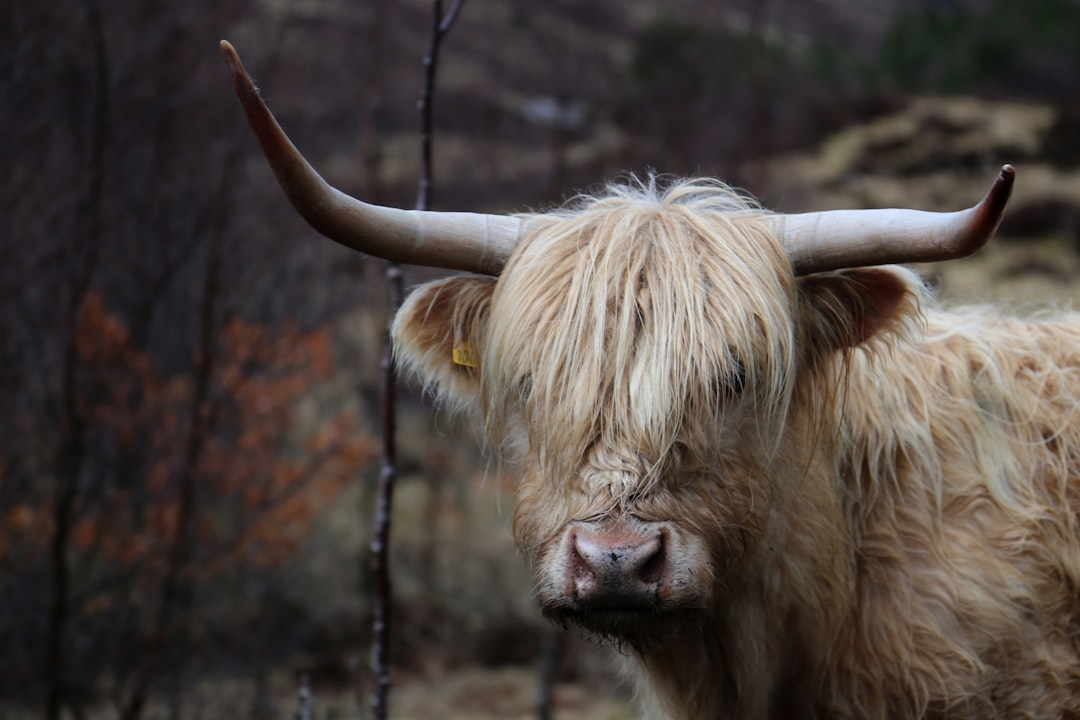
[392,667,635,720]
[921,235,1080,308]
[0,667,635,720]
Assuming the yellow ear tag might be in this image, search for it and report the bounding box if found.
[452,342,479,369]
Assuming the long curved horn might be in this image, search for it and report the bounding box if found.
[220,40,523,275]
[772,165,1015,276]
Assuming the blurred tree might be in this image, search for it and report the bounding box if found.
[625,12,802,177]
[876,0,1080,98]
[0,285,375,716]
[0,0,380,716]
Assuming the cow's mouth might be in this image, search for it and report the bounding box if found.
[543,602,702,644]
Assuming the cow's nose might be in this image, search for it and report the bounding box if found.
[569,528,666,608]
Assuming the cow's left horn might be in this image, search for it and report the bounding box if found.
[220,41,524,275]
[774,165,1015,275]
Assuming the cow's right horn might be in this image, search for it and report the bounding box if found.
[220,41,524,276]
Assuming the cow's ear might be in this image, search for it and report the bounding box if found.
[391,275,496,407]
[796,267,917,358]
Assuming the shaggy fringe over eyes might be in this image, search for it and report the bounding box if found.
[480,175,798,490]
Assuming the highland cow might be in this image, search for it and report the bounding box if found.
[223,42,1080,719]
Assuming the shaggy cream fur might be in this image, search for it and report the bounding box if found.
[392,177,1080,719]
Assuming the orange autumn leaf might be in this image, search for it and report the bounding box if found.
[6,503,38,531]
[56,293,377,585]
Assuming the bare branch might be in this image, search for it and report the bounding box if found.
[439,0,467,35]
[45,0,109,716]
[369,2,466,719]
[416,0,468,211]
[294,674,313,720]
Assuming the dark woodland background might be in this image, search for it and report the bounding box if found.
[5,0,1080,717]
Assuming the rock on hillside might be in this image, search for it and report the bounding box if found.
[756,96,1080,304]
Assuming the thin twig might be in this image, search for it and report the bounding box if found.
[294,674,313,720]
[536,626,564,720]
[369,3,466,719]
[368,275,400,720]
[120,232,223,720]
[416,0,467,211]
[45,1,108,716]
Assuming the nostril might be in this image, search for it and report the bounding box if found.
[569,533,596,579]
[635,535,665,585]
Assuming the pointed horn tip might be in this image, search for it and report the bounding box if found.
[996,163,1016,194]
[981,163,1016,215]
[219,40,252,90]
[219,39,239,70]
[953,164,1015,260]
